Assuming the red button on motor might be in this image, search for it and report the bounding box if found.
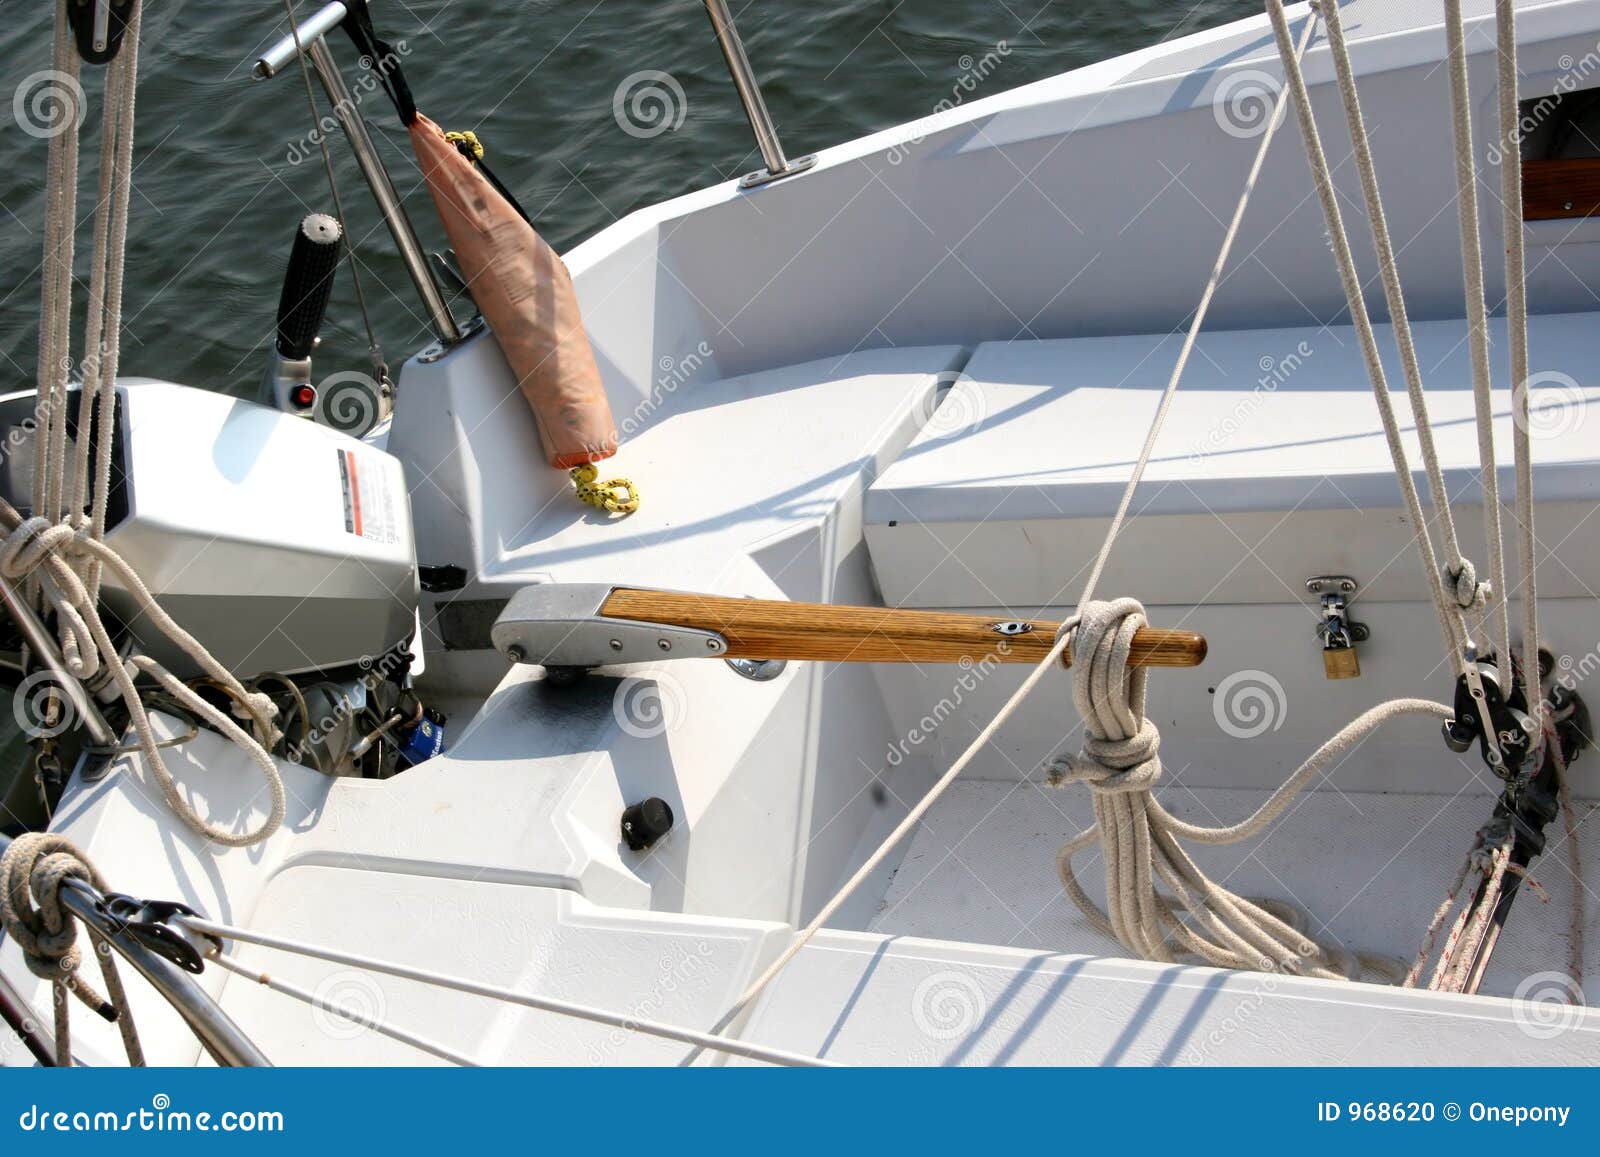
[290,384,317,409]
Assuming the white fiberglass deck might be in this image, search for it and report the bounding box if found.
[865,313,1600,607]
[864,780,1599,1003]
[10,0,1600,1069]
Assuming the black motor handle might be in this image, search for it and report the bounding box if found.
[275,213,342,361]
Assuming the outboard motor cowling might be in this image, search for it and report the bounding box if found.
[0,380,417,678]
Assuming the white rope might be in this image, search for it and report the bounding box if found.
[1316,1,1492,631]
[0,512,288,847]
[76,0,141,602]
[34,0,80,529]
[1051,598,1441,980]
[1402,850,1479,988]
[179,915,835,1068]
[1494,0,1544,762]
[1443,0,1513,668]
[1405,722,1583,994]
[1078,10,1320,607]
[1266,0,1474,683]
[1432,838,1512,993]
[0,833,143,1066]
[12,4,287,849]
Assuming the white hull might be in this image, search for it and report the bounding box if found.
[6,0,1600,1065]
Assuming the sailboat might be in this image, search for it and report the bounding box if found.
[1,0,1597,1066]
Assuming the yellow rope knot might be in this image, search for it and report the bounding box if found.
[444,130,485,160]
[570,463,640,516]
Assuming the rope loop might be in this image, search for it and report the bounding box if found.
[570,463,640,516]
[1062,597,1161,784]
[1053,719,1163,794]
[2,515,102,679]
[0,515,76,580]
[444,129,484,160]
[1051,599,1163,793]
[0,833,95,989]
[0,833,144,1065]
[0,504,288,847]
[1051,599,1450,982]
[1445,557,1490,612]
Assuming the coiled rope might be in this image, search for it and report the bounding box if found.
[1051,598,1440,980]
[0,512,287,847]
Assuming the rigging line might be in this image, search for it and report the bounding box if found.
[1265,0,1472,686]
[81,1,141,605]
[698,9,1325,1043]
[210,952,477,1066]
[281,0,389,384]
[1443,0,1513,670]
[72,35,122,518]
[1495,0,1544,757]
[1319,1,1480,605]
[35,0,81,528]
[180,915,836,1068]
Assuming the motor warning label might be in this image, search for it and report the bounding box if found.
[337,447,399,544]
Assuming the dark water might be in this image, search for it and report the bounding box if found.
[0,1,1260,396]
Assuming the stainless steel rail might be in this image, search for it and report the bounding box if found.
[254,1,348,76]
[701,0,816,187]
[254,3,462,344]
[56,878,272,1067]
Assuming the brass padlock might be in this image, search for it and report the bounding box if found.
[1322,644,1361,680]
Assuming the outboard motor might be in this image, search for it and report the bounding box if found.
[0,380,417,681]
[0,376,430,782]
